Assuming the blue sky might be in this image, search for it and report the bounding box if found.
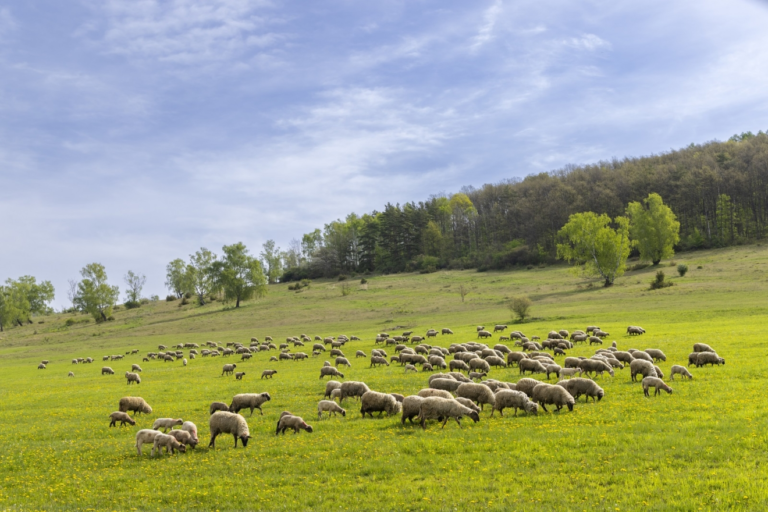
[2,0,768,306]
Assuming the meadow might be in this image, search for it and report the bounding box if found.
[1,245,768,511]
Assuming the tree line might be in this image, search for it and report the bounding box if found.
[278,131,768,280]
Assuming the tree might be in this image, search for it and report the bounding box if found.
[458,284,469,302]
[124,271,147,305]
[165,259,193,298]
[626,193,681,265]
[74,263,119,322]
[509,296,532,321]
[188,248,217,305]
[0,276,55,330]
[260,240,283,284]
[67,279,79,310]
[557,212,632,287]
[219,242,268,307]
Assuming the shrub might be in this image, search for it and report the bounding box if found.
[140,298,150,305]
[341,283,352,296]
[509,296,532,321]
[184,292,193,299]
[526,265,534,270]
[629,262,650,271]
[697,265,703,269]
[288,279,311,291]
[677,264,689,277]
[107,316,115,321]
[124,301,140,309]
[650,270,674,290]
[338,274,348,281]
[166,295,177,302]
[180,297,189,306]
[65,317,90,327]
[360,278,367,284]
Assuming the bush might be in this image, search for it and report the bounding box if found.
[166,295,177,302]
[650,270,674,290]
[184,292,193,299]
[288,279,311,291]
[629,262,650,271]
[180,297,189,306]
[360,278,367,285]
[509,296,532,321]
[677,264,689,277]
[140,298,150,305]
[341,283,352,296]
[697,265,703,269]
[65,317,90,327]
[338,275,348,281]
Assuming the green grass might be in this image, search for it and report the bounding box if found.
[2,245,768,510]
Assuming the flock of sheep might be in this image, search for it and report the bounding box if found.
[35,323,726,455]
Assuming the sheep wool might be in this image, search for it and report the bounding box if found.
[531,383,575,412]
[276,414,314,435]
[181,421,198,442]
[670,365,693,381]
[136,429,163,455]
[456,382,496,410]
[642,377,673,397]
[491,389,538,417]
[417,397,480,430]
[109,411,136,427]
[119,397,152,415]
[229,393,271,416]
[417,388,453,399]
[317,400,346,420]
[209,411,251,448]
[556,378,604,403]
[152,432,186,456]
[153,418,183,432]
[360,391,401,418]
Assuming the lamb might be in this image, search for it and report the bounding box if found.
[456,382,496,410]
[645,349,667,362]
[629,359,657,382]
[360,391,402,418]
[229,393,271,416]
[221,363,237,376]
[557,378,604,403]
[694,352,725,367]
[125,372,141,385]
[209,402,230,415]
[401,396,426,424]
[370,356,389,368]
[135,429,163,455]
[578,359,614,378]
[531,383,575,412]
[233,371,245,380]
[404,364,418,373]
[356,350,367,358]
[153,418,184,432]
[330,389,342,401]
[670,365,693,381]
[559,368,580,379]
[319,366,345,379]
[430,378,462,392]
[693,343,715,353]
[417,388,454,399]
[390,393,404,403]
[317,400,346,419]
[519,359,547,375]
[131,364,142,372]
[168,429,198,449]
[642,377,673,397]
[339,381,370,402]
[102,367,115,375]
[276,414,314,435]
[119,397,152,415]
[468,371,487,381]
[181,421,198,443]
[68,371,74,377]
[491,389,539,417]
[417,397,480,430]
[654,366,664,379]
[109,411,136,427]
[209,411,251,448]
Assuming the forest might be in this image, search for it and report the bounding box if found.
[280,131,768,280]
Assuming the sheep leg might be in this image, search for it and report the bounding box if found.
[441,418,449,429]
[209,432,218,448]
[136,443,143,456]
[259,406,264,416]
[539,403,549,413]
[233,434,239,448]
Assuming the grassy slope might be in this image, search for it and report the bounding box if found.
[1,245,767,511]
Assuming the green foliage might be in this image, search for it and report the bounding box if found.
[509,295,532,321]
[650,270,674,290]
[0,276,56,331]
[123,301,141,309]
[123,270,146,305]
[260,240,283,285]
[340,283,352,296]
[165,295,177,302]
[337,274,347,281]
[360,278,367,285]
[677,264,689,277]
[627,193,680,265]
[73,263,119,322]
[64,317,90,327]
[188,248,218,305]
[287,279,311,292]
[557,212,632,286]
[218,242,268,308]
[165,258,194,298]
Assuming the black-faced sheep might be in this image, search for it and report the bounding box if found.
[209,411,251,448]
[531,383,575,412]
[557,378,604,402]
[221,363,237,376]
[694,352,725,367]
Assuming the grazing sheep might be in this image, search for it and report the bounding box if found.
[222,363,237,376]
[506,352,528,366]
[454,397,481,414]
[119,397,152,415]
[102,367,115,375]
[670,365,693,381]
[519,359,547,375]
[428,373,455,384]
[356,350,367,358]
[67,371,74,377]
[404,364,418,374]
[360,391,402,418]
[109,411,136,427]
[545,364,562,380]
[335,357,352,368]
[531,383,575,412]
[654,366,664,379]
[456,382,496,410]
[166,429,197,449]
[418,388,454,399]
[324,380,342,399]
[588,336,603,345]
[514,378,542,398]
[330,389,341,401]
[153,418,183,432]
[183,358,188,366]
[323,361,331,367]
[37,363,47,370]
[125,372,141,385]
[276,414,314,435]
[339,381,370,402]
[694,352,725,367]
[642,377,673,397]
[209,402,229,415]
[627,326,645,335]
[557,378,604,402]
[317,400,346,420]
[235,372,246,380]
[401,396,426,424]
[230,393,271,416]
[418,397,480,430]
[469,358,491,373]
[441,328,454,335]
[469,371,487,381]
[181,421,198,442]
[131,364,142,372]
[629,359,657,382]
[477,330,493,339]
[319,366,344,379]
[577,359,614,378]
[559,368,581,379]
[645,349,667,362]
[430,378,462,393]
[693,343,715,353]
[391,393,404,403]
[447,372,471,383]
[491,389,539,417]
[449,359,470,373]
[613,351,635,364]
[209,411,251,448]
[485,355,507,369]
[135,429,163,455]
[370,356,389,368]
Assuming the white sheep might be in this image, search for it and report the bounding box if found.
[209,411,251,448]
[642,377,673,397]
[670,365,693,381]
[229,393,271,416]
[418,397,480,430]
[360,391,401,418]
[152,418,183,432]
[276,414,314,435]
[135,429,162,455]
[491,390,538,417]
[151,432,186,456]
[317,400,346,419]
[181,421,198,442]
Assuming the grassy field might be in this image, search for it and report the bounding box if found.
[1,245,768,511]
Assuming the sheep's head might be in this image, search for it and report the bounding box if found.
[142,404,153,414]
[177,444,187,453]
[127,417,137,425]
[263,393,272,401]
[468,411,481,423]
[303,424,314,433]
[340,409,346,417]
[597,389,605,401]
[525,402,539,414]
[240,435,250,447]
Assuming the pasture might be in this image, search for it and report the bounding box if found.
[1,245,768,510]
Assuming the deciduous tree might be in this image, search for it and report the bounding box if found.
[219,243,268,307]
[626,193,680,265]
[74,264,119,322]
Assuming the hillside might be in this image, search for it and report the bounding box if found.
[1,244,768,510]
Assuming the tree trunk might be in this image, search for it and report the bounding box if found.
[236,297,240,308]
[604,278,613,287]
[652,259,661,266]
[101,311,107,322]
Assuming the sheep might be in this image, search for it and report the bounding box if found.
[693,343,715,353]
[131,364,142,372]
[506,352,528,366]
[209,411,251,448]
[209,402,229,415]
[135,429,163,455]
[449,359,470,373]
[532,383,575,412]
[235,372,246,380]
[317,400,346,420]
[469,371,487,381]
[109,411,136,427]
[319,366,344,379]
[230,393,271,416]
[276,414,314,435]
[102,367,115,375]
[430,378,462,393]
[519,359,547,375]
[391,393,404,403]
[339,381,370,402]
[417,397,480,430]
[167,429,198,449]
[642,377,673,397]
[67,371,74,377]
[588,336,603,345]
[645,349,667,362]
[469,358,491,373]
[654,366,664,379]
[330,389,341,401]
[360,391,402,418]
[559,368,581,379]
[514,378,543,398]
[578,359,614,378]
[37,363,47,370]
[456,382,496,411]
[404,364,418,373]
[323,361,331,367]
[629,359,657,382]
[613,351,635,364]
[545,364,562,380]
[221,363,237,376]
[125,372,141,385]
[119,397,152,415]
[181,421,198,442]
[477,330,493,339]
[418,388,454,399]
[370,356,389,368]
[491,389,539,417]
[401,396,426,424]
[153,418,184,432]
[355,350,367,358]
[485,355,507,369]
[428,373,455,384]
[183,358,188,366]
[324,380,342,399]
[447,372,471,383]
[695,352,725,367]
[557,378,604,403]
[627,326,646,335]
[670,365,693,381]
[335,357,351,368]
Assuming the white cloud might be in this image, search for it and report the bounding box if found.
[470,0,503,51]
[0,7,16,39]
[562,33,611,51]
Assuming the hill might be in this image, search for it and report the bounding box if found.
[1,244,767,510]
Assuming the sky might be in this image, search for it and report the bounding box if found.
[1,0,768,307]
